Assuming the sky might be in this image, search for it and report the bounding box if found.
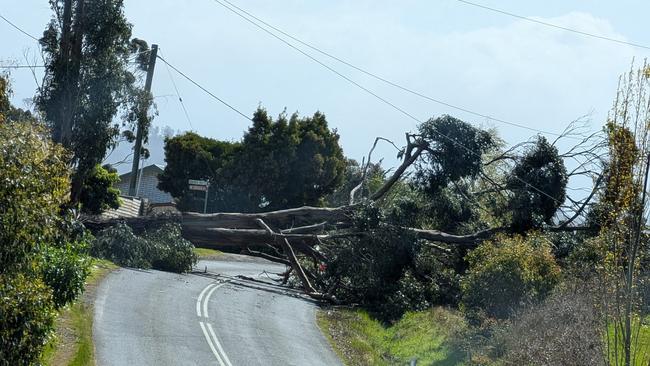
[2,0,650,176]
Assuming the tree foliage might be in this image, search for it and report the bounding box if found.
[415,115,494,194]
[92,222,197,273]
[38,0,150,207]
[158,132,246,212]
[0,117,70,273]
[237,108,346,210]
[461,234,561,320]
[0,78,91,364]
[316,203,423,321]
[506,137,567,231]
[159,107,346,212]
[325,158,385,206]
[589,63,650,366]
[79,164,121,215]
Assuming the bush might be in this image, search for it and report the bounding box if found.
[499,286,604,366]
[0,105,91,364]
[0,120,70,273]
[79,164,121,215]
[92,222,197,273]
[0,274,56,366]
[39,239,92,309]
[461,233,561,320]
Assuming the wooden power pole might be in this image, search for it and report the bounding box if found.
[128,44,158,196]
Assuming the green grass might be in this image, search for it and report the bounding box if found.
[317,307,467,366]
[42,258,117,366]
[606,315,650,366]
[67,301,94,366]
[193,247,223,259]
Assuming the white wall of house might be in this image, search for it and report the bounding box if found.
[116,165,174,204]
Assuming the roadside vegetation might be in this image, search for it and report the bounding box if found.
[0,83,93,364]
[2,1,650,365]
[318,307,466,366]
[193,247,223,260]
[42,259,117,366]
[312,64,650,365]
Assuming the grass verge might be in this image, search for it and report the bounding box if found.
[606,316,650,366]
[42,258,118,366]
[193,247,223,260]
[317,307,467,366]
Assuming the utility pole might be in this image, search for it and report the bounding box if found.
[128,44,158,196]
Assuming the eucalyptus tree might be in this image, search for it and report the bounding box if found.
[38,0,151,208]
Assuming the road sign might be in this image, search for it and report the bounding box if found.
[189,184,208,192]
[188,179,210,213]
[188,179,209,186]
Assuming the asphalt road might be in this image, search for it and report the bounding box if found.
[93,255,342,366]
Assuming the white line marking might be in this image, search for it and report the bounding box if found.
[202,283,223,319]
[200,321,226,366]
[197,283,216,317]
[207,322,233,366]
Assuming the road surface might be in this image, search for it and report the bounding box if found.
[93,255,342,366]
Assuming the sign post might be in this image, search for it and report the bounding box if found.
[188,179,210,213]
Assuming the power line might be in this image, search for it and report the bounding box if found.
[1,62,139,69]
[212,0,434,127]
[454,0,650,51]
[211,0,582,213]
[0,13,40,42]
[215,0,578,139]
[0,65,45,69]
[156,54,251,122]
[159,49,194,130]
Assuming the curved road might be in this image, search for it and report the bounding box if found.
[93,256,341,366]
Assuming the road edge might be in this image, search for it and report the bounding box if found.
[43,259,118,366]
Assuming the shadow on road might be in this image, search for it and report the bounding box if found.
[190,270,322,305]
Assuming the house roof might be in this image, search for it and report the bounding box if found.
[119,164,165,180]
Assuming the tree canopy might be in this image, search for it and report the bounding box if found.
[38,0,152,210]
[158,107,346,212]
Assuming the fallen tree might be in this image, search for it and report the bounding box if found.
[85,116,605,303]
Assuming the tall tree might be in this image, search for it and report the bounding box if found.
[38,0,150,207]
[158,107,346,212]
[595,63,650,366]
[157,132,248,212]
[236,108,346,210]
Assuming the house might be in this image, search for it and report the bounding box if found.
[116,164,174,204]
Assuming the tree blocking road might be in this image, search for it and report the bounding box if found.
[87,116,604,303]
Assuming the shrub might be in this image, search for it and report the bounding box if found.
[0,274,56,366]
[499,286,604,366]
[92,222,197,273]
[79,164,121,215]
[0,120,70,273]
[0,107,91,364]
[461,233,561,319]
[39,239,92,309]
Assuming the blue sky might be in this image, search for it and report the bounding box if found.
[2,0,650,173]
